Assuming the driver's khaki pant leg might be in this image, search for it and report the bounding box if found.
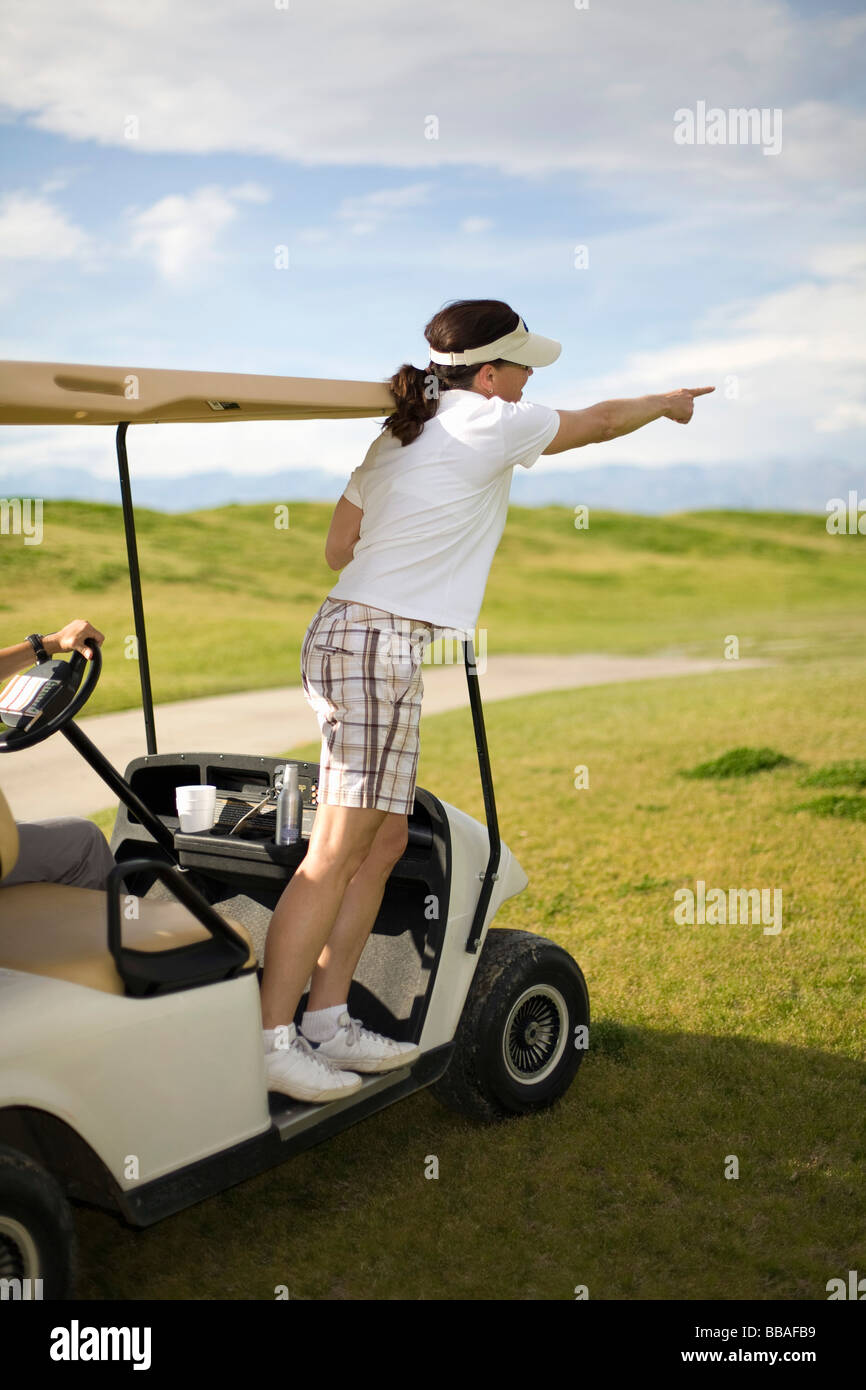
[3,818,115,890]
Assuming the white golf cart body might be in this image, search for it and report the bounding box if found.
[0,797,526,1209]
[0,359,541,1234]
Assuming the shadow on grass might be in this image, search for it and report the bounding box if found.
[73,1023,866,1301]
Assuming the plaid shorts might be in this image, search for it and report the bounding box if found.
[300,596,435,814]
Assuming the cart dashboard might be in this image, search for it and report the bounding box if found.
[111,751,435,880]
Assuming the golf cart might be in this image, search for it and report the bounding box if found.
[0,359,590,1299]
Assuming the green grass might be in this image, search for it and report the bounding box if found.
[2,501,865,714]
[680,746,796,778]
[800,760,866,789]
[88,806,119,841]
[10,500,864,1298]
[793,794,866,822]
[74,654,866,1300]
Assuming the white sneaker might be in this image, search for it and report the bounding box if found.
[264,1023,362,1103]
[311,1012,421,1074]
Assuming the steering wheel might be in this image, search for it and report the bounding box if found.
[0,643,102,753]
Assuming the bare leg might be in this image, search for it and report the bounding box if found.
[307,812,409,1010]
[260,803,387,1029]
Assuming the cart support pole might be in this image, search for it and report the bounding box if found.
[116,422,157,755]
[463,637,501,953]
[61,722,177,858]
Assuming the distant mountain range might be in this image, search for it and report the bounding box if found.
[0,458,861,514]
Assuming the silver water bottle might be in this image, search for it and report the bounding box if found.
[275,764,301,845]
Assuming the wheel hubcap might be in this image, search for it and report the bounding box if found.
[502,985,569,1085]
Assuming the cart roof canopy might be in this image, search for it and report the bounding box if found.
[0,359,396,425]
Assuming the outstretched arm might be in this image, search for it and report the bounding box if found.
[542,387,715,454]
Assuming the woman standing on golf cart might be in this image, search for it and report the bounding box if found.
[260,298,713,1103]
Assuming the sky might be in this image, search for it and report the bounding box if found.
[0,0,864,490]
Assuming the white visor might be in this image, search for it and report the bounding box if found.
[428,316,561,369]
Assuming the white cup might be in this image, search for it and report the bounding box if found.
[175,784,217,832]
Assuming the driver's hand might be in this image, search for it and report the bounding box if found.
[45,619,105,661]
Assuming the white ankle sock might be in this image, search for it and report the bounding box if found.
[301,1003,348,1043]
[263,1024,295,1053]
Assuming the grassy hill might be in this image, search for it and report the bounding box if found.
[2,500,865,712]
[76,655,866,1299]
[6,500,866,1298]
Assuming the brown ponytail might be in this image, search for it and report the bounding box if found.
[382,299,521,447]
[382,363,440,448]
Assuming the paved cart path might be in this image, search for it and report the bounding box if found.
[1,653,768,821]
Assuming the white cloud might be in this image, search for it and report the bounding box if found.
[0,0,862,188]
[1,244,863,479]
[124,183,264,279]
[547,252,866,466]
[0,191,91,260]
[808,241,866,279]
[0,415,382,482]
[336,183,432,236]
[815,402,866,433]
[228,182,271,204]
[295,227,332,244]
[0,2,862,482]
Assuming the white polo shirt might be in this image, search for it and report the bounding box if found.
[328,388,560,637]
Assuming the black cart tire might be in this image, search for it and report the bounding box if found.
[0,1144,76,1299]
[431,928,590,1123]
